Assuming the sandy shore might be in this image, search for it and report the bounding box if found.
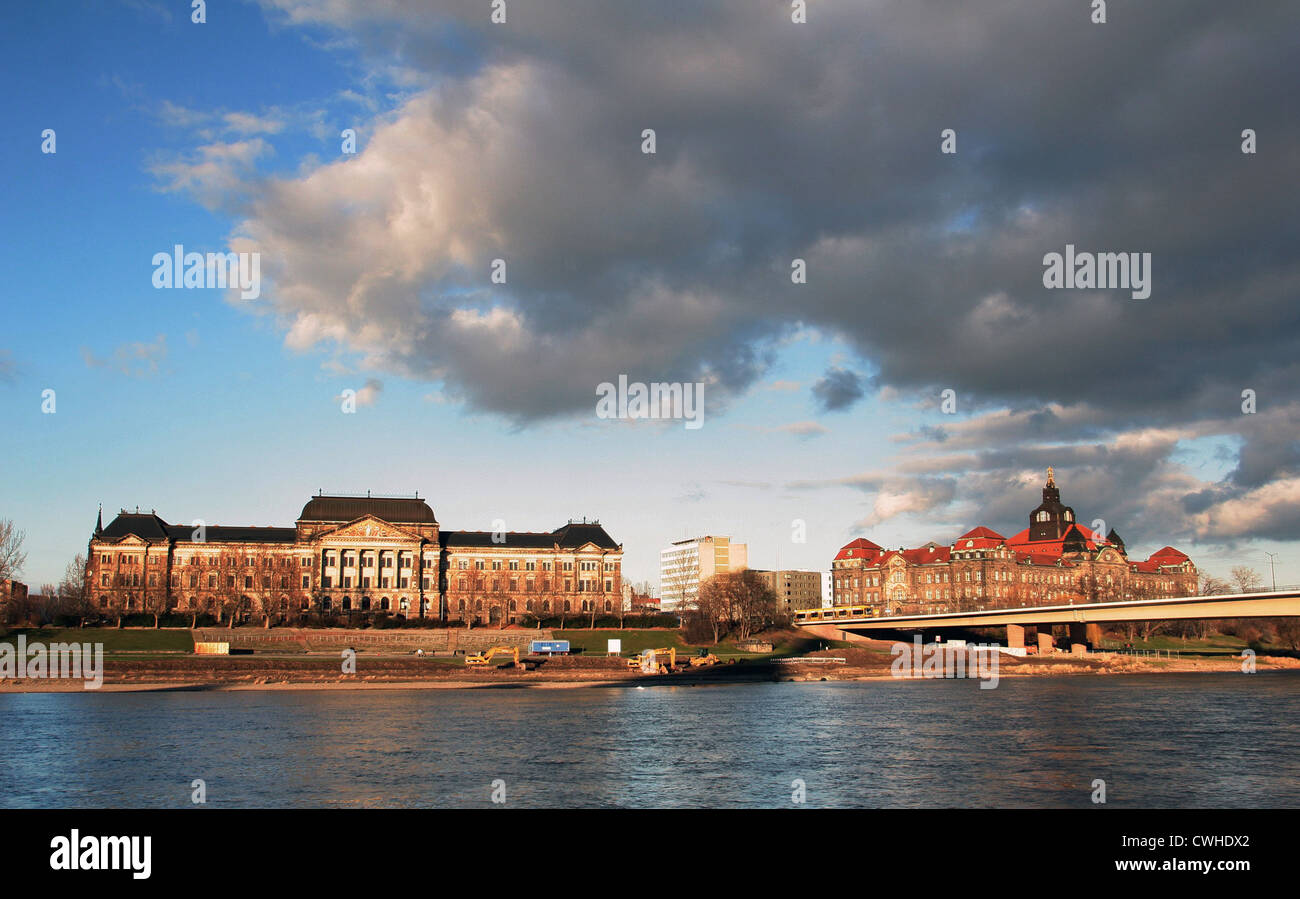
[1,648,1295,693]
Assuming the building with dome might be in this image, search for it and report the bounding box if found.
[830,470,1197,615]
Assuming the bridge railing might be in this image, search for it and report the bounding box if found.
[796,585,1300,624]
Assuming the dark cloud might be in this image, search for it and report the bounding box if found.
[180,1,1300,549]
[811,366,866,412]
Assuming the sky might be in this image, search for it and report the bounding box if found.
[2,0,1297,592]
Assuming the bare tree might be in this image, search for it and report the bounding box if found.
[1275,618,1300,651]
[56,553,93,625]
[0,519,27,583]
[690,574,732,644]
[1230,566,1263,594]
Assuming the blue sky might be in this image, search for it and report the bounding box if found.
[3,1,1296,590]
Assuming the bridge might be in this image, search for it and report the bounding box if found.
[793,589,1300,653]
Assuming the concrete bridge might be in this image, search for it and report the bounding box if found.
[794,589,1300,653]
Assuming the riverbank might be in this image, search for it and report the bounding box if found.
[2,638,1295,692]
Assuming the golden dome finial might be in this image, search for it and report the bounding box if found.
[1046,466,1055,487]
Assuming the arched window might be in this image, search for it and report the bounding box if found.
[542,600,550,612]
[564,600,571,612]
[342,597,351,611]
[458,599,466,611]
[604,600,612,611]
[381,597,390,611]
[360,597,371,611]
[509,600,517,611]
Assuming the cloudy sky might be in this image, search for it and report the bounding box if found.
[2,0,1297,590]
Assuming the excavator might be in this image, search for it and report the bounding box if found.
[465,645,522,668]
[626,647,677,672]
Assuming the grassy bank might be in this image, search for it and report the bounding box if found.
[0,627,194,653]
[553,628,862,660]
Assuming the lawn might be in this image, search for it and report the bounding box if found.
[552,628,863,660]
[554,629,693,656]
[1095,632,1295,655]
[0,627,195,653]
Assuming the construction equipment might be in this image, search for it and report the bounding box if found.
[687,651,720,668]
[465,646,521,668]
[626,647,677,672]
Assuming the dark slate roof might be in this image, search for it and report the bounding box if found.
[298,495,437,524]
[100,512,172,541]
[553,522,620,549]
[99,513,296,544]
[441,522,620,551]
[442,531,560,549]
[166,525,296,544]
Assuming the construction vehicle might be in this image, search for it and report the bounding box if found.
[626,647,677,672]
[687,651,720,668]
[465,646,521,668]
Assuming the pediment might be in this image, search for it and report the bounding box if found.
[111,534,150,546]
[318,515,421,543]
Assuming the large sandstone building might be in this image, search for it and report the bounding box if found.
[831,470,1197,615]
[87,493,623,625]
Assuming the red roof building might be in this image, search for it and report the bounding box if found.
[831,469,1197,615]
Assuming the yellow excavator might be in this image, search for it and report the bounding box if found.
[465,645,521,668]
[627,647,677,672]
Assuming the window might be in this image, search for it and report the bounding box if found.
[302,575,310,589]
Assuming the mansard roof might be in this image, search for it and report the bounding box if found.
[98,511,298,544]
[167,525,297,544]
[957,526,1005,542]
[99,512,172,541]
[441,521,621,551]
[298,494,437,525]
[1005,523,1103,556]
[551,522,621,549]
[835,538,883,561]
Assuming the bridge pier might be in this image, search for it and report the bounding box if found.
[1006,624,1025,650]
[1068,622,1103,651]
[1036,626,1056,655]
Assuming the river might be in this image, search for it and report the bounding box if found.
[1,672,1296,808]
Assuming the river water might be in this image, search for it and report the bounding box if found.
[1,673,1296,808]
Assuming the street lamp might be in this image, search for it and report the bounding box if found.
[1264,552,1279,591]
